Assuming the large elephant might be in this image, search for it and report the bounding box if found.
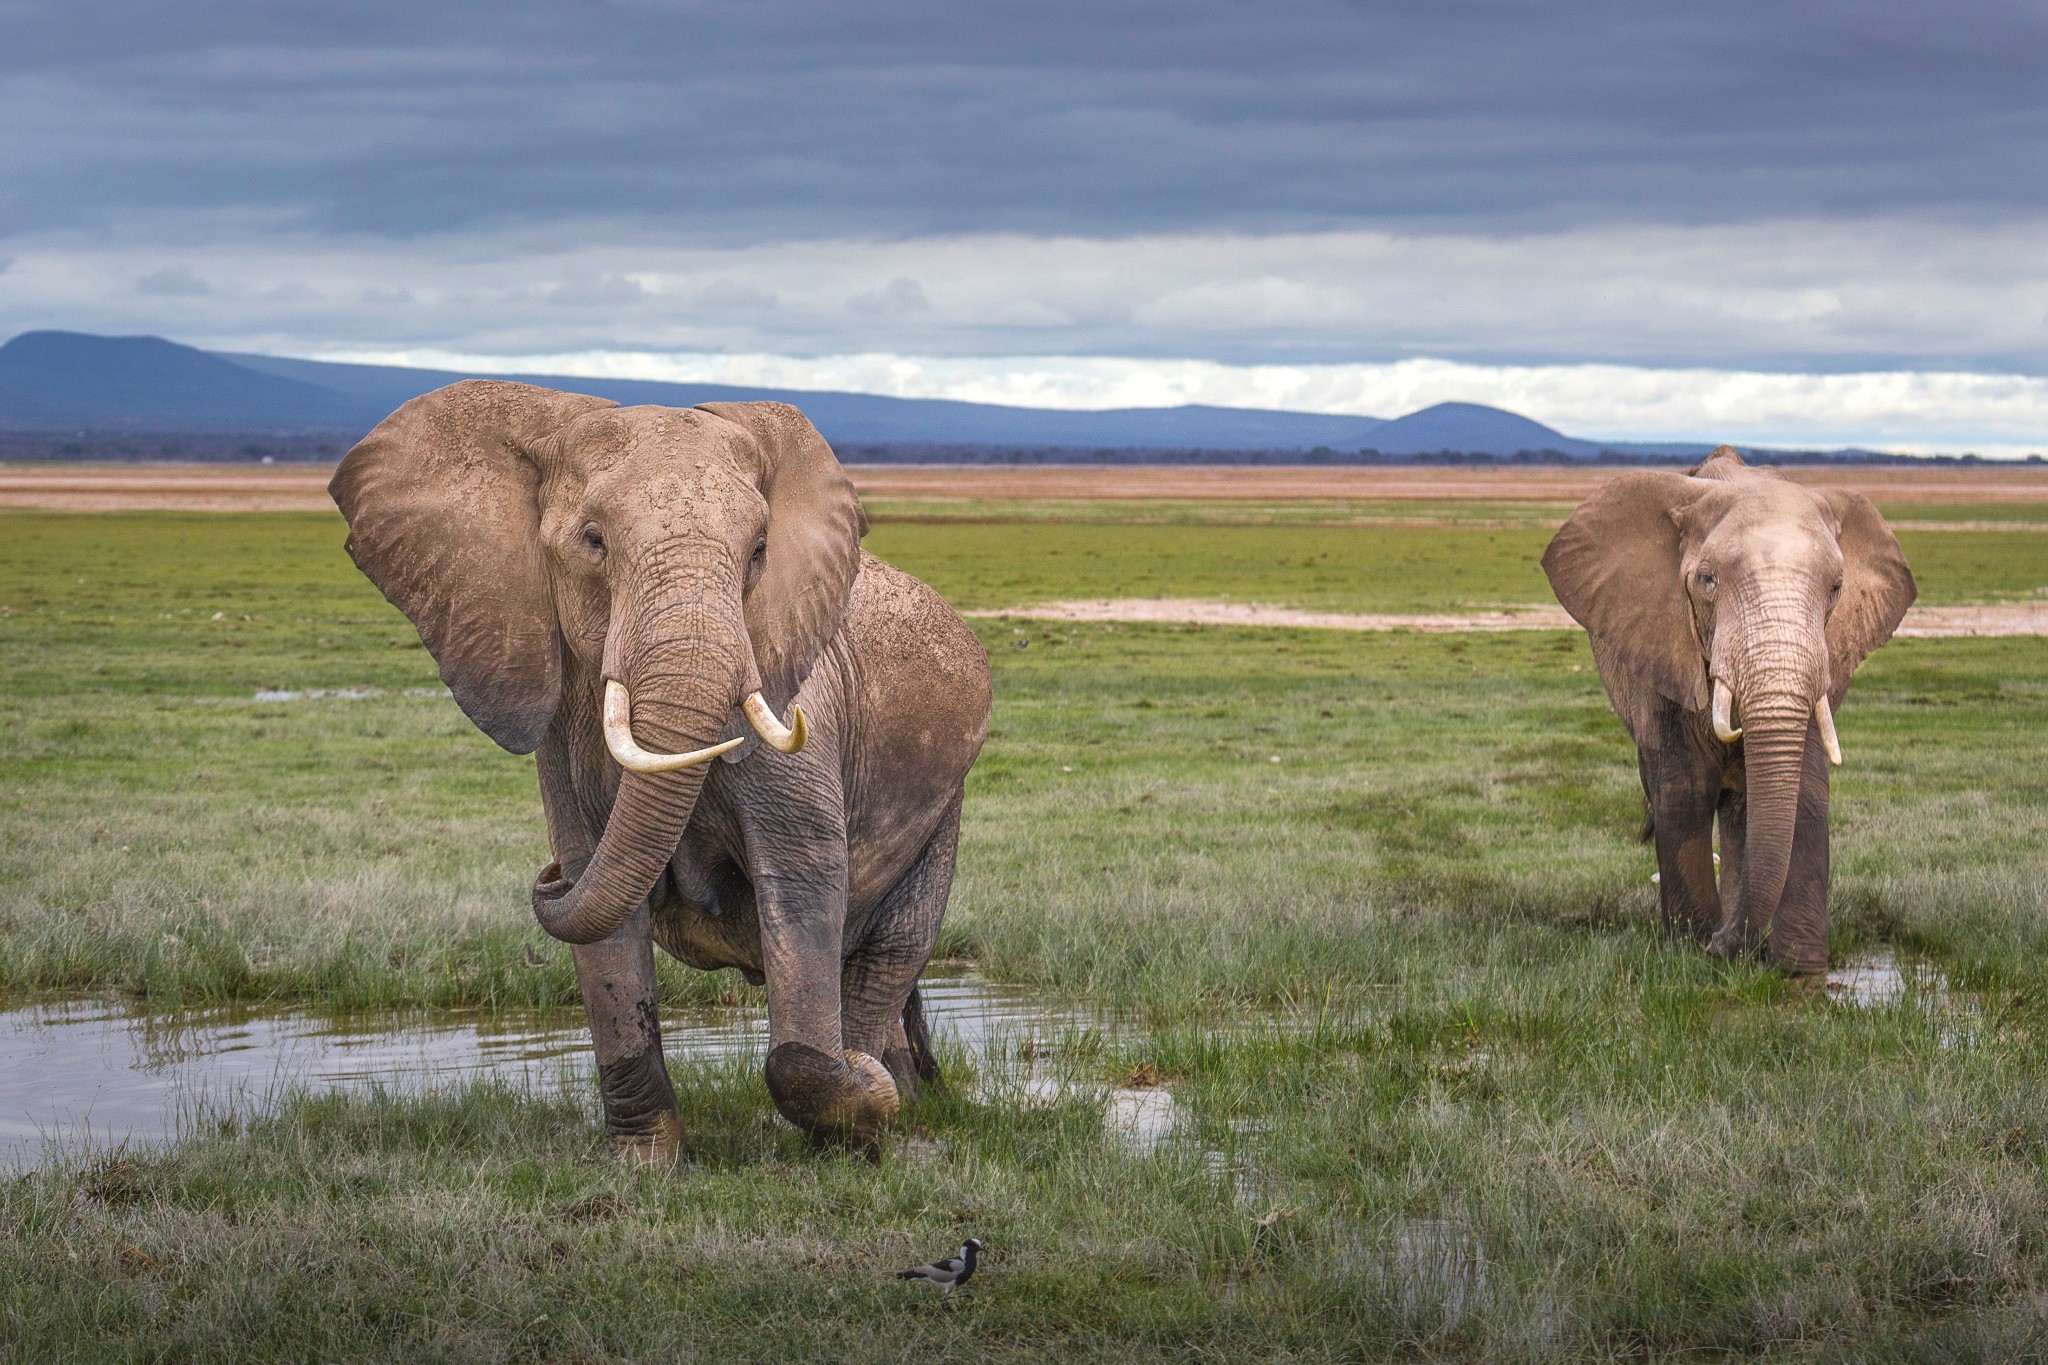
[1542,447,1915,974]
[330,381,992,1155]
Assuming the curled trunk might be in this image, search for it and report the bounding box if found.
[534,603,745,945]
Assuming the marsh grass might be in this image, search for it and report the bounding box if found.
[6,989,2048,1361]
[4,508,2048,1358]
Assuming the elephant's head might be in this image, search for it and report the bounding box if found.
[1542,447,1915,947]
[330,380,864,946]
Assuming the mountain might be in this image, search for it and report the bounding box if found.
[226,353,1393,450]
[1,329,1717,457]
[1363,401,1599,457]
[2,331,1391,449]
[0,331,371,430]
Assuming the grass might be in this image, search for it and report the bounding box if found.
[865,519,2047,613]
[4,504,2048,1359]
[859,495,1581,528]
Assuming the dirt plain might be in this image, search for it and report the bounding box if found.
[972,597,2048,636]
[5,459,2048,512]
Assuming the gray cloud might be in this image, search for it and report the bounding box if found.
[134,265,214,296]
[846,277,931,316]
[3,2,2045,380]
[3,1,2045,245]
[544,273,649,308]
[12,218,2045,371]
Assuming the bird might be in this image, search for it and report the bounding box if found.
[895,1238,983,1296]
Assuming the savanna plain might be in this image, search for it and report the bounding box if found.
[2,466,2047,1362]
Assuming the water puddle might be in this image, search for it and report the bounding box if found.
[1393,1219,1490,1317]
[1104,1085,1179,1151]
[1826,948,1987,1051]
[0,978,1105,1170]
[1827,948,1950,1008]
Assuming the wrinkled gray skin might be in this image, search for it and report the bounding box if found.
[1542,448,1915,974]
[330,381,992,1156]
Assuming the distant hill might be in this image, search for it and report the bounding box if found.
[0,331,370,430]
[226,351,1393,450]
[1363,401,1598,457]
[1,328,1724,457]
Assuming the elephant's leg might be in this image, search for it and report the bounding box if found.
[841,793,962,1100]
[1639,731,1722,945]
[745,783,899,1142]
[570,902,682,1164]
[1716,787,1746,947]
[1762,733,1832,977]
[901,987,941,1089]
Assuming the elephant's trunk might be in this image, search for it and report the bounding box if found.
[533,596,746,945]
[1724,609,1828,956]
[1736,695,1810,951]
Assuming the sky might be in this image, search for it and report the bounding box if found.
[2,1,2046,452]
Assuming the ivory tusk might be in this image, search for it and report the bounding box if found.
[1814,694,1843,766]
[742,691,807,754]
[602,680,744,773]
[1711,678,1742,743]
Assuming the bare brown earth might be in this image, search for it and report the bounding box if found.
[5,460,2048,511]
[0,465,340,512]
[850,463,2048,504]
[975,598,2048,637]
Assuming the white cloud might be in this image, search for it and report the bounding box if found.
[2,211,2046,451]
[315,347,2048,457]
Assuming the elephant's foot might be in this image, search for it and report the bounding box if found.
[764,1042,901,1144]
[607,1111,683,1168]
[882,1045,930,1103]
[1764,943,1829,981]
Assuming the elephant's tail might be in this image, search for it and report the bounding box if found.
[1639,805,1656,845]
[902,987,942,1088]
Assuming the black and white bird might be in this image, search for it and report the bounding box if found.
[895,1238,983,1295]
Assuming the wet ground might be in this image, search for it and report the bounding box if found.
[0,950,1976,1171]
[0,979,1108,1170]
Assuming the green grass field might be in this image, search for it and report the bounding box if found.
[3,505,2048,1360]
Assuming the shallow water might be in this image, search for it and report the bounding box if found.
[1393,1219,1490,1317]
[1827,948,1948,1007]
[0,978,1111,1170]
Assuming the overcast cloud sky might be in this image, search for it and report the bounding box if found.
[2,1,2046,449]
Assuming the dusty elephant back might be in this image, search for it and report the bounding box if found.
[839,550,993,805]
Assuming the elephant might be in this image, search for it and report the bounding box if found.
[329,380,992,1155]
[1541,447,1915,975]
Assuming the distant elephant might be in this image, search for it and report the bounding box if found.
[330,381,992,1155]
[1542,447,1915,974]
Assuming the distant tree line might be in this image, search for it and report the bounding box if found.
[0,431,347,463]
[832,442,2043,467]
[1,431,2038,466]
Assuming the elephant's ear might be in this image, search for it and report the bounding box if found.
[1821,488,1916,701]
[1542,471,1714,710]
[695,401,864,705]
[328,380,617,753]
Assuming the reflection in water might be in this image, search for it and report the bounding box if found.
[0,978,1107,1170]
[1393,1219,1490,1317]
[1104,1086,1178,1152]
[1827,948,1986,1053]
[1827,949,1949,1008]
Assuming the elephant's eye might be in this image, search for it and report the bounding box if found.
[1695,570,1715,591]
[582,528,605,559]
[749,538,767,571]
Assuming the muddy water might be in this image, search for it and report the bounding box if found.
[13,953,1975,1171]
[0,979,1114,1170]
